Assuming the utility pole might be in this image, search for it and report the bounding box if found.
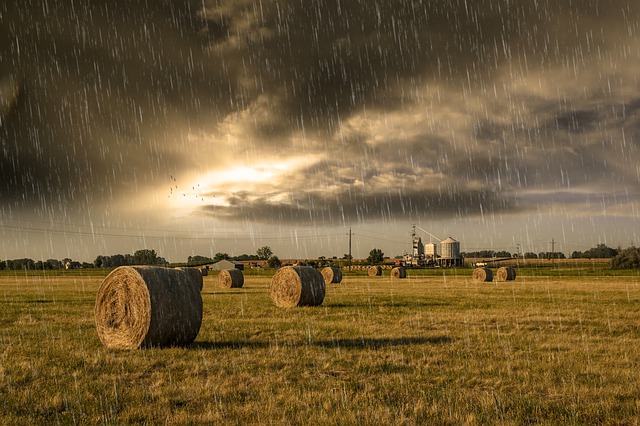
[347,227,354,272]
[551,238,555,255]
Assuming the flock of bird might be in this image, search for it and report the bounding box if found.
[168,175,209,202]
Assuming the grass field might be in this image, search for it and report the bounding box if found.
[2,266,640,424]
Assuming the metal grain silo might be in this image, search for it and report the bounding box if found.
[440,237,462,267]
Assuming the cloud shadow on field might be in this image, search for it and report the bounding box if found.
[190,335,453,350]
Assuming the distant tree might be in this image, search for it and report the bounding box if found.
[342,254,352,260]
[495,251,512,258]
[367,248,384,264]
[257,246,273,260]
[8,258,36,270]
[267,255,281,268]
[234,253,259,261]
[581,244,618,259]
[110,254,128,267]
[610,247,640,269]
[94,255,105,268]
[523,252,538,259]
[188,255,214,265]
[462,250,496,258]
[47,259,62,269]
[213,253,230,262]
[570,251,583,259]
[539,252,566,259]
[133,249,158,265]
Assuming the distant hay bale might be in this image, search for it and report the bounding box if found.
[175,267,204,291]
[270,266,325,308]
[218,269,244,288]
[472,267,493,283]
[368,265,383,276]
[496,266,516,282]
[321,266,342,284]
[391,266,407,279]
[94,266,203,350]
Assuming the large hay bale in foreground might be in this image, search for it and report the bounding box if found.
[391,266,407,279]
[321,266,342,284]
[95,266,203,350]
[472,267,493,283]
[174,267,204,291]
[218,269,244,288]
[496,266,516,282]
[368,265,383,276]
[270,266,325,308]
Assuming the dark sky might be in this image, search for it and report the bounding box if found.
[1,0,639,261]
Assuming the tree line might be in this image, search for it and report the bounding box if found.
[3,244,639,271]
[0,246,280,271]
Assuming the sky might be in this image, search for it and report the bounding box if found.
[1,0,640,263]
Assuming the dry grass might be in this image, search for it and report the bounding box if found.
[2,269,640,424]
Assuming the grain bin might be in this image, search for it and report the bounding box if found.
[439,236,463,267]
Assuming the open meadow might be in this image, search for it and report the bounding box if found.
[2,266,640,424]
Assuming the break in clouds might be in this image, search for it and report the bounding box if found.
[2,0,640,230]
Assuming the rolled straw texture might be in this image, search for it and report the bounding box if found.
[218,269,244,288]
[472,267,493,283]
[496,266,516,282]
[368,265,383,276]
[391,266,407,279]
[321,266,342,284]
[270,266,325,308]
[95,266,203,350]
[175,267,204,291]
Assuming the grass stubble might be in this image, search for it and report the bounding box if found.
[1,268,640,424]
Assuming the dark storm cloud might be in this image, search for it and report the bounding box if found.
[0,0,227,213]
[2,0,640,228]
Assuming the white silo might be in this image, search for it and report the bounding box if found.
[440,237,462,266]
[424,242,437,258]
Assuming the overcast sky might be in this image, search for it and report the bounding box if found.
[1,0,640,262]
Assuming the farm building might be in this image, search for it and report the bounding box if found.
[209,259,244,270]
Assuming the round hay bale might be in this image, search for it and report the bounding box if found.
[496,266,516,282]
[270,266,325,308]
[95,266,203,350]
[472,267,493,283]
[321,266,342,284]
[218,269,244,288]
[391,266,407,279]
[175,267,203,291]
[368,265,383,276]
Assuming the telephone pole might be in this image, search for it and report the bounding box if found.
[347,227,354,272]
